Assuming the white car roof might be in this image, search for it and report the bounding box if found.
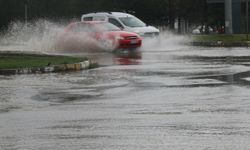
[82,12,134,18]
[109,12,133,18]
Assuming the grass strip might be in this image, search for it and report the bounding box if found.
[0,53,87,69]
[192,34,250,43]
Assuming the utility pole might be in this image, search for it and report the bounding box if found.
[246,0,249,40]
[204,0,209,34]
[177,0,183,34]
[24,0,28,26]
[168,0,174,30]
[225,0,233,34]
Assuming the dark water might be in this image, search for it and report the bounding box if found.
[1,47,250,150]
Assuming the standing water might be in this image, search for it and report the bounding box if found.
[1,20,250,150]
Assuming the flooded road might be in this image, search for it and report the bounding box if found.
[1,46,250,150]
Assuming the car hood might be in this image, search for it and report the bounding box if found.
[105,31,139,37]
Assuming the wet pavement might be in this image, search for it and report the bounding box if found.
[1,46,250,150]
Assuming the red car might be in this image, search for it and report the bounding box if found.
[56,21,142,52]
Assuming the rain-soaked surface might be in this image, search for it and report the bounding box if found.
[1,22,250,149]
[1,46,250,150]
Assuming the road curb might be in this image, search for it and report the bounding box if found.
[0,60,92,75]
[191,41,250,47]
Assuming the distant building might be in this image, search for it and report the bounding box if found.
[207,0,243,34]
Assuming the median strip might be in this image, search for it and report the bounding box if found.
[191,34,250,47]
[0,51,97,75]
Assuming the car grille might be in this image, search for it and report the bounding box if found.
[143,32,159,37]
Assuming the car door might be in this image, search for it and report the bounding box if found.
[108,18,124,30]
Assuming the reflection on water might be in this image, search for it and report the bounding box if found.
[113,50,142,65]
[1,47,250,150]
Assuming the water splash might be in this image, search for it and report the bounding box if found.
[142,30,191,52]
[0,20,119,53]
[55,30,117,53]
[0,20,190,53]
[0,20,65,52]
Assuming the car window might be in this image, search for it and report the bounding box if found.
[69,22,120,33]
[93,16,106,21]
[119,17,146,27]
[69,23,93,33]
[108,18,124,29]
[83,17,93,21]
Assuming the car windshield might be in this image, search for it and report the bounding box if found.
[119,17,146,27]
[73,22,120,33]
[94,22,121,31]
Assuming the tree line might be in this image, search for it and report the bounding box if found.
[0,0,223,31]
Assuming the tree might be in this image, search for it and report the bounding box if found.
[0,0,208,31]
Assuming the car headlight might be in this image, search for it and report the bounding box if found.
[116,36,125,40]
[135,31,144,36]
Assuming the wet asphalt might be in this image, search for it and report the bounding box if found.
[1,46,250,150]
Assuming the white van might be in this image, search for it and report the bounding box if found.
[81,12,160,38]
